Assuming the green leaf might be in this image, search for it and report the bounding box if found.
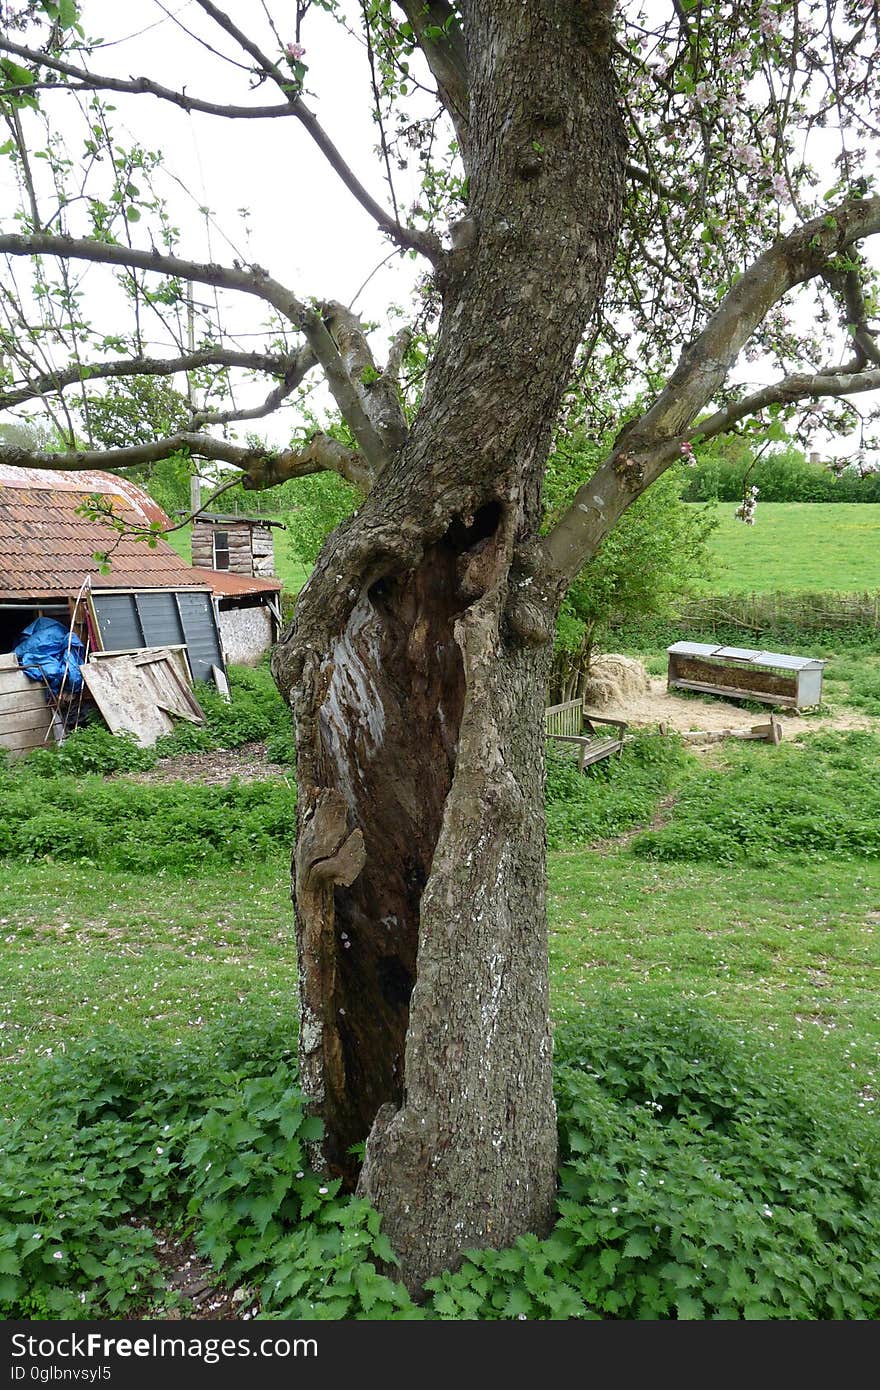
[0,1273,22,1303]
[278,1107,302,1140]
[622,1232,654,1260]
[502,1287,532,1318]
[676,1294,704,1319]
[299,1114,324,1141]
[125,207,141,223]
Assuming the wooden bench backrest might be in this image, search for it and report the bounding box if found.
[544,699,583,738]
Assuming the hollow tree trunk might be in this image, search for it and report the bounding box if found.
[272,0,625,1293]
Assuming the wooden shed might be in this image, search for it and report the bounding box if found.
[667,642,826,710]
[191,513,284,580]
[0,464,227,755]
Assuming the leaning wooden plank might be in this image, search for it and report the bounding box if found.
[163,660,205,721]
[212,665,231,702]
[81,657,174,746]
[0,669,40,695]
[669,677,799,708]
[152,658,205,722]
[140,660,196,722]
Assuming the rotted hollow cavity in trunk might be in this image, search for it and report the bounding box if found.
[314,502,504,1179]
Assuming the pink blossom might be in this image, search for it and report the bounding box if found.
[732,145,761,169]
[771,173,791,201]
[285,42,306,60]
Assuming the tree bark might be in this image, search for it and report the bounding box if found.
[272,0,626,1292]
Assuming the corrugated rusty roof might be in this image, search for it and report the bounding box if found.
[0,465,209,599]
[191,567,282,597]
[0,464,171,526]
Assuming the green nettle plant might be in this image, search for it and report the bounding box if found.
[0,0,879,1293]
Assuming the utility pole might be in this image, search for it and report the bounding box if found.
[186,294,202,517]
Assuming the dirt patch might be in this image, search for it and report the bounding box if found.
[127,1229,259,1321]
[132,742,292,786]
[611,677,878,741]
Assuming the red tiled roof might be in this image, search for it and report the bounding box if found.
[0,465,209,599]
[191,567,282,597]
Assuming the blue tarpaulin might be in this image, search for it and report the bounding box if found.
[14,617,85,694]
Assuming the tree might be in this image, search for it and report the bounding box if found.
[0,0,878,1293]
[543,434,717,697]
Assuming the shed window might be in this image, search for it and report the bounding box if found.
[212,530,230,570]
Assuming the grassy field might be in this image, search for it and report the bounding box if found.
[694,501,880,594]
[3,655,879,1318]
[3,850,878,1116]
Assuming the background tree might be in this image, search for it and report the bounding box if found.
[0,0,879,1292]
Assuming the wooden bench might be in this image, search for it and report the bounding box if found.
[544,699,628,771]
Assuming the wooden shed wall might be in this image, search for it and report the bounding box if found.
[0,654,53,755]
[192,520,256,572]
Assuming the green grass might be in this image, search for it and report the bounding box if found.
[6,848,875,1119]
[0,862,297,1104]
[549,851,880,1106]
[692,501,880,594]
[3,693,880,1318]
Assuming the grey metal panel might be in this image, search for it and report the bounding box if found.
[712,646,766,661]
[669,640,824,671]
[796,668,824,706]
[135,591,185,648]
[92,593,143,650]
[666,642,718,657]
[175,590,224,683]
[753,651,825,671]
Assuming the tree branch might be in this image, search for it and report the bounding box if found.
[0,37,301,119]
[323,300,408,458]
[192,0,445,262]
[694,366,880,439]
[0,428,370,492]
[0,34,444,263]
[0,347,289,411]
[189,345,317,429]
[0,231,390,474]
[543,194,880,584]
[826,258,880,367]
[395,1,470,156]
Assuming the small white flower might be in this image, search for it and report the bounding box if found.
[52,1250,63,1260]
[156,1146,164,1155]
[318,1185,329,1195]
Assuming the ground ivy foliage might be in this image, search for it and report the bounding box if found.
[3,1003,880,1320]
